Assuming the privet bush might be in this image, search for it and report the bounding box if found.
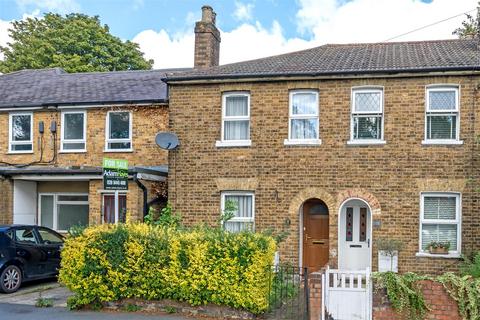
[59,224,276,313]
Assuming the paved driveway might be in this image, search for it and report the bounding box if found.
[0,279,191,319]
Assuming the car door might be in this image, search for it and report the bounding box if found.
[35,227,64,275]
[12,227,44,278]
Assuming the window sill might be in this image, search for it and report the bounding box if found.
[284,139,322,146]
[59,150,87,154]
[346,140,386,146]
[215,140,252,148]
[421,140,464,146]
[7,151,34,154]
[415,252,461,259]
[104,149,134,153]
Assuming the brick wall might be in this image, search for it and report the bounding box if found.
[0,104,169,224]
[373,280,461,320]
[168,75,480,273]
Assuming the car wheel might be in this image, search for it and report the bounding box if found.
[0,265,22,293]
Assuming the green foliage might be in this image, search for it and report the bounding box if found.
[376,238,404,257]
[460,252,480,278]
[144,203,181,228]
[220,199,237,226]
[453,3,480,38]
[0,13,153,73]
[437,273,480,320]
[122,303,141,312]
[428,241,450,250]
[35,297,53,308]
[68,224,87,238]
[164,306,177,314]
[373,272,428,320]
[59,223,276,314]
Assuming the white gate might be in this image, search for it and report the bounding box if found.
[321,267,372,320]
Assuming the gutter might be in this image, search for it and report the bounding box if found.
[133,174,149,220]
[163,66,480,83]
[0,99,169,110]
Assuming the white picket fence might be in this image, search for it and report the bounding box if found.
[321,267,372,320]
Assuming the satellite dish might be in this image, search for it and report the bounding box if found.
[155,132,179,150]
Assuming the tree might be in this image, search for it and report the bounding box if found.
[453,3,480,39]
[0,13,153,73]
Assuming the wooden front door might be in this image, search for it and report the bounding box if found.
[302,199,329,272]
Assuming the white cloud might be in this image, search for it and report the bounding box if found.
[296,0,477,43]
[16,0,80,14]
[233,1,254,21]
[135,0,476,69]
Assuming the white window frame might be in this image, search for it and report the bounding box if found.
[101,192,128,224]
[422,85,462,145]
[38,193,89,232]
[417,192,461,258]
[105,110,133,152]
[9,112,33,153]
[220,191,255,231]
[348,87,386,146]
[284,90,321,146]
[216,92,251,147]
[60,110,87,153]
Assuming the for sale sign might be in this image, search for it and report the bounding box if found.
[103,158,128,190]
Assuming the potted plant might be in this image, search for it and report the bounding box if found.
[377,238,404,272]
[428,241,450,254]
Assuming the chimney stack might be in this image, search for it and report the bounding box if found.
[194,5,221,68]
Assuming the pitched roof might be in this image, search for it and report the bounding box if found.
[165,39,480,81]
[0,67,189,108]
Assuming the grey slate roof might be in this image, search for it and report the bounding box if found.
[0,67,189,108]
[165,39,480,81]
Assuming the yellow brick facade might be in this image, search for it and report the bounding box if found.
[0,104,169,226]
[168,75,480,273]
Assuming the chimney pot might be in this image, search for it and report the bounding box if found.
[201,5,215,24]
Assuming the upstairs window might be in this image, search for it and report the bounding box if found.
[9,112,33,153]
[221,192,254,232]
[350,88,384,143]
[420,193,461,256]
[425,86,459,142]
[61,110,86,152]
[218,92,250,146]
[106,111,132,151]
[286,90,320,144]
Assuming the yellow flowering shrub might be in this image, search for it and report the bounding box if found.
[59,223,276,314]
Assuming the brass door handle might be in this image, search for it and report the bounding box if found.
[312,240,325,244]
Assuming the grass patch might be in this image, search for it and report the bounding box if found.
[122,303,142,312]
[35,297,53,308]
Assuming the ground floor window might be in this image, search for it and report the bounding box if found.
[102,194,127,223]
[221,192,254,232]
[420,192,461,255]
[39,193,89,232]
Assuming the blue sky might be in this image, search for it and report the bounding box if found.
[0,0,477,68]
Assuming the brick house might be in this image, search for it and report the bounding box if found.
[0,67,177,231]
[165,7,480,274]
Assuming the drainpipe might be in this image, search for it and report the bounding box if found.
[133,174,149,219]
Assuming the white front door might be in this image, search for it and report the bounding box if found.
[339,200,371,270]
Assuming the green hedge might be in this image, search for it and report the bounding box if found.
[59,223,277,314]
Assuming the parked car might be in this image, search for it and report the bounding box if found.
[0,225,64,293]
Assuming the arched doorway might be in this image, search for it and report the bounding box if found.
[338,198,372,270]
[302,198,329,272]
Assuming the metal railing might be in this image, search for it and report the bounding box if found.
[265,265,310,320]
